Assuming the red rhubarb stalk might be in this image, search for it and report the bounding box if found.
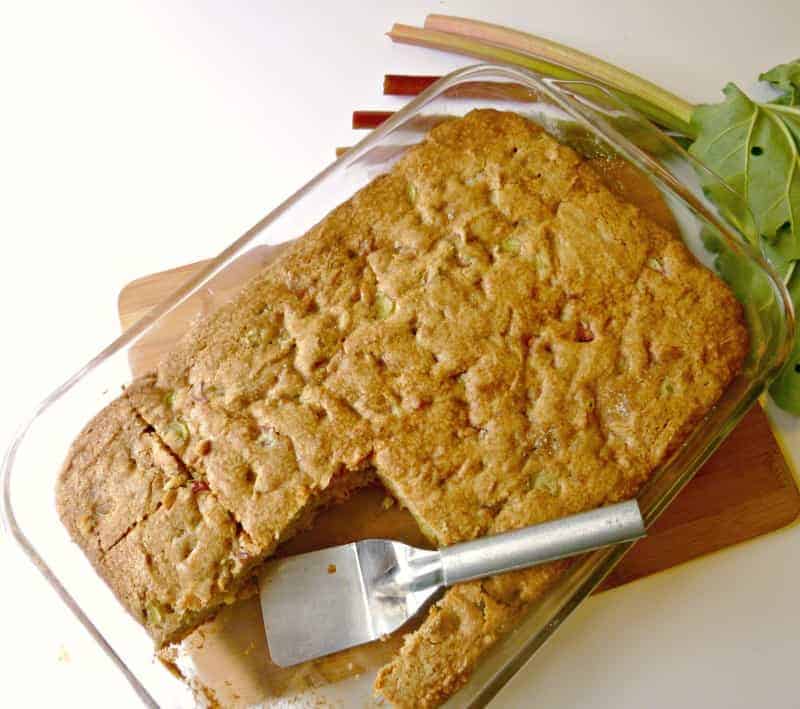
[352,110,393,129]
[383,74,440,95]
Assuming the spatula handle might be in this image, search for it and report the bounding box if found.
[439,500,645,586]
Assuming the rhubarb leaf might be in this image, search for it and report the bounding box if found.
[769,269,800,413]
[761,59,800,106]
[689,62,800,413]
[689,83,800,250]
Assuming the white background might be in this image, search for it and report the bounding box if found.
[1,1,799,707]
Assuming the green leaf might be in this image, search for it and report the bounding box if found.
[761,224,799,281]
[688,66,800,414]
[769,267,800,411]
[689,83,800,247]
[760,59,800,106]
[704,229,774,311]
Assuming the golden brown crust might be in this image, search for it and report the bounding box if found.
[58,381,376,646]
[57,395,264,645]
[56,397,187,560]
[374,562,568,708]
[56,110,747,702]
[372,110,747,707]
[97,486,254,646]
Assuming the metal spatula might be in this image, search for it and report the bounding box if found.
[259,500,645,666]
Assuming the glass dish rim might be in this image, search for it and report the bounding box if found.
[1,62,795,708]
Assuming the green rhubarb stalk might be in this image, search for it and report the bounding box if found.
[425,14,695,132]
[387,24,692,134]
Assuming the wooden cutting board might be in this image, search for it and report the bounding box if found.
[118,253,800,592]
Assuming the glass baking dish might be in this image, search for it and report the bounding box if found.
[1,64,794,708]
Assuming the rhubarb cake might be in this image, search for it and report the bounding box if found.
[57,109,748,706]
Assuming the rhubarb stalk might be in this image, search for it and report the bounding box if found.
[425,15,695,131]
[383,74,440,95]
[384,75,536,102]
[387,23,693,134]
[352,110,393,129]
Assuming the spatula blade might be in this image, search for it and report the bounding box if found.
[259,539,441,667]
[259,543,373,667]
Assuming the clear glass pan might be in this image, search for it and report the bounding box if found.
[2,64,794,708]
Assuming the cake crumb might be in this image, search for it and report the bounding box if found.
[327,563,337,574]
